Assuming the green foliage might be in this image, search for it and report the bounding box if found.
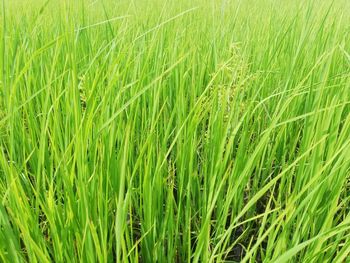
[0,0,350,262]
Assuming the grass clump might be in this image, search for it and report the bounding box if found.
[0,0,350,262]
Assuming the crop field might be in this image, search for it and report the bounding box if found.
[0,0,350,262]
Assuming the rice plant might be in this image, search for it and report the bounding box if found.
[0,0,350,262]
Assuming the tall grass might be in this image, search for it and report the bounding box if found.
[0,0,350,262]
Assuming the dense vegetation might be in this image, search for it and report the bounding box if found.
[1,0,350,262]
